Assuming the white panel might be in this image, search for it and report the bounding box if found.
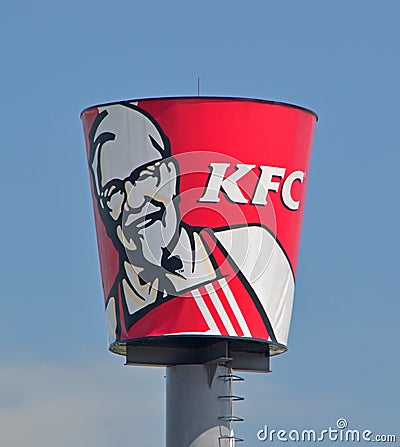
[215,226,295,345]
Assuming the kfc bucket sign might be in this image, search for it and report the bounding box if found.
[81,97,317,359]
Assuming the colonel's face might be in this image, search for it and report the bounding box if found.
[90,105,180,270]
[101,158,180,267]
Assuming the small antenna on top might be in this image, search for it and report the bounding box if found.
[197,77,200,97]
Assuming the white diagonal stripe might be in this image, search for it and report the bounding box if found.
[218,278,251,337]
[191,288,220,334]
[205,283,237,336]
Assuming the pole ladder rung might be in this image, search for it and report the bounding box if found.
[218,415,244,422]
[218,374,245,382]
[219,435,244,442]
[218,395,245,401]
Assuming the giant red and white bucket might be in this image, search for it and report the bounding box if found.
[81,97,317,364]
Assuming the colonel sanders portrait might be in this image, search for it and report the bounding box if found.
[87,103,294,348]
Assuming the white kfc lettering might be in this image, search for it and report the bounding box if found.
[199,163,305,210]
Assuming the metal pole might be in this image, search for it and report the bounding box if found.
[166,364,233,447]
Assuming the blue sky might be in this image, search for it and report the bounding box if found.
[1,1,399,445]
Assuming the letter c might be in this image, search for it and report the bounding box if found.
[281,170,305,211]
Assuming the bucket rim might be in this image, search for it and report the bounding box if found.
[80,95,318,120]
